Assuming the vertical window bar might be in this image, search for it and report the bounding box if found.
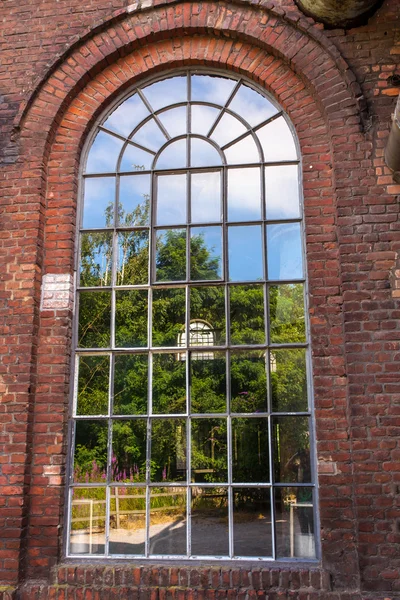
[187,417,192,557]
[105,483,111,557]
[145,417,152,557]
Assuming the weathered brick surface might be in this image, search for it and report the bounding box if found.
[0,0,399,597]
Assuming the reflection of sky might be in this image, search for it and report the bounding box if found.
[224,134,260,164]
[132,118,167,151]
[120,144,153,172]
[118,231,149,283]
[156,139,187,169]
[80,232,112,285]
[83,177,115,228]
[191,226,222,279]
[86,132,124,173]
[191,104,220,135]
[157,174,187,225]
[190,138,222,167]
[142,76,187,110]
[257,116,298,162]
[191,74,236,104]
[267,223,303,280]
[158,106,187,138]
[228,84,278,127]
[211,113,247,147]
[119,174,150,225]
[228,168,261,222]
[265,165,300,220]
[103,94,149,137]
[191,172,221,223]
[228,225,263,281]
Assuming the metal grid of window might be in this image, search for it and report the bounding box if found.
[68,70,317,561]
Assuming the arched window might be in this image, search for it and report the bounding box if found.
[69,71,316,561]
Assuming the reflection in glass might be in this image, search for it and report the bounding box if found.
[78,291,111,348]
[132,118,167,152]
[265,165,300,220]
[113,354,148,415]
[151,419,187,481]
[232,418,269,482]
[152,288,186,347]
[233,489,272,557]
[230,285,265,345]
[191,419,227,483]
[257,116,297,162]
[76,355,109,416]
[115,290,148,348]
[275,487,315,558]
[190,286,225,346]
[156,139,187,170]
[228,225,263,282]
[227,168,261,222]
[224,134,260,164]
[190,227,222,280]
[155,229,186,282]
[271,349,308,412]
[152,354,186,414]
[80,232,113,287]
[191,74,236,104]
[191,171,221,224]
[190,138,222,168]
[273,416,311,483]
[156,173,187,226]
[269,284,306,343]
[158,106,187,138]
[112,419,147,482]
[191,352,226,414]
[149,488,187,555]
[83,177,115,229]
[73,420,108,482]
[109,487,146,555]
[117,231,149,286]
[267,223,303,280]
[229,84,278,127]
[191,487,229,556]
[86,131,124,173]
[231,351,267,413]
[70,488,106,555]
[119,144,153,172]
[211,113,247,147]
[103,94,149,137]
[191,104,220,135]
[118,174,150,226]
[143,76,187,110]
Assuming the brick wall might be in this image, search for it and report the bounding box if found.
[0,0,399,597]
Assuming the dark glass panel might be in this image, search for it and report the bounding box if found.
[80,232,113,287]
[230,284,265,345]
[149,488,187,555]
[191,418,227,483]
[269,284,306,343]
[113,354,148,415]
[231,418,269,482]
[233,488,272,557]
[115,290,148,348]
[270,348,308,412]
[152,288,186,347]
[230,351,267,413]
[190,226,222,281]
[190,352,226,414]
[191,487,229,556]
[190,286,225,346]
[151,419,187,482]
[76,355,109,416]
[155,229,186,282]
[78,291,111,348]
[117,230,149,286]
[112,419,147,483]
[73,420,108,483]
[273,416,311,484]
[152,354,186,414]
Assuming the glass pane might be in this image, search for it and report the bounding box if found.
[257,116,297,162]
[275,487,315,559]
[83,177,115,229]
[158,106,187,137]
[191,104,219,135]
[86,131,123,173]
[190,286,225,346]
[112,419,147,482]
[230,284,265,345]
[211,113,247,147]
[190,226,222,281]
[113,354,148,416]
[232,418,269,483]
[132,118,167,152]
[229,84,278,127]
[156,139,187,170]
[117,231,149,286]
[152,288,186,347]
[76,355,109,416]
[151,419,187,481]
[118,174,150,226]
[119,144,153,172]
[227,168,261,222]
[224,134,260,165]
[265,165,300,220]
[155,229,186,282]
[269,284,306,343]
[267,223,303,280]
[142,75,187,110]
[78,291,111,348]
[228,225,263,282]
[115,290,148,348]
[191,171,221,224]
[191,74,236,104]
[73,420,108,482]
[233,489,272,557]
[156,174,187,226]
[149,488,187,555]
[270,348,308,412]
[69,488,106,555]
[191,352,226,414]
[103,94,149,137]
[191,418,227,483]
[152,354,186,414]
[190,138,222,168]
[109,487,146,555]
[80,232,113,287]
[191,487,229,556]
[230,351,267,413]
[273,416,311,483]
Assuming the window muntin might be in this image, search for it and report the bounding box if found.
[69,71,316,561]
